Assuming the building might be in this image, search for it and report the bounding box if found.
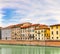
[17,23,40,40]
[0,27,2,39]
[11,24,22,40]
[1,27,11,40]
[11,22,32,40]
[20,25,30,40]
[20,22,32,40]
[50,24,60,40]
[34,25,50,40]
[28,24,40,40]
[11,26,21,40]
[1,22,51,41]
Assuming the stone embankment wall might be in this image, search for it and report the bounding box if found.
[0,40,60,46]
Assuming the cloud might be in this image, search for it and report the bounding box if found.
[0,14,4,27]
[0,0,60,27]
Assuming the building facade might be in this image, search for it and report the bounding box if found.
[28,24,40,40]
[11,22,32,40]
[1,27,11,40]
[11,27,21,40]
[20,26,30,40]
[50,24,60,40]
[16,23,40,40]
[0,27,2,39]
[34,25,50,40]
[1,22,54,41]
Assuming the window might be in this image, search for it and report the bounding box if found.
[21,34,22,36]
[35,34,37,36]
[42,38,43,40]
[41,30,43,32]
[42,34,43,36]
[38,31,40,34]
[39,38,40,39]
[44,30,46,32]
[47,38,49,39]
[44,34,46,36]
[30,30,34,32]
[23,30,24,32]
[15,33,17,35]
[21,30,22,33]
[51,27,53,29]
[56,26,58,29]
[52,37,53,39]
[21,38,22,40]
[15,37,16,39]
[51,31,53,35]
[35,31,37,33]
[47,34,48,36]
[56,37,58,39]
[35,38,37,40]
[56,31,58,35]
[38,34,40,36]
[22,34,25,36]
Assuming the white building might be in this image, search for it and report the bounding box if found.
[1,27,11,40]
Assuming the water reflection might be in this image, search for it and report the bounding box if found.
[0,45,60,54]
[45,47,60,54]
[1,48,11,54]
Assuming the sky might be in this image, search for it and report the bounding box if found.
[0,0,60,27]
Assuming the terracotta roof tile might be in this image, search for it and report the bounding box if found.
[21,25,31,28]
[35,27,50,30]
[50,24,60,27]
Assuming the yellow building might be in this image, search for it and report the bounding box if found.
[34,25,50,40]
[50,24,60,40]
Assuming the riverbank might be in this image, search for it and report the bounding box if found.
[0,40,60,47]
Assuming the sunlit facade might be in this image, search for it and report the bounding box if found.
[34,25,50,40]
[50,24,60,40]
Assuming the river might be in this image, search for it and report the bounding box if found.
[0,45,60,54]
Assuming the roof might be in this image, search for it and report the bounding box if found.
[1,22,49,29]
[35,25,49,30]
[50,24,60,27]
[2,25,17,29]
[21,25,31,29]
[6,24,22,28]
[20,24,40,29]
[35,27,50,30]
[39,24,48,27]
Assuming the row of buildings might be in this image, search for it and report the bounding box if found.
[0,22,60,40]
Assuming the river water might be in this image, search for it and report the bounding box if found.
[0,45,60,54]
